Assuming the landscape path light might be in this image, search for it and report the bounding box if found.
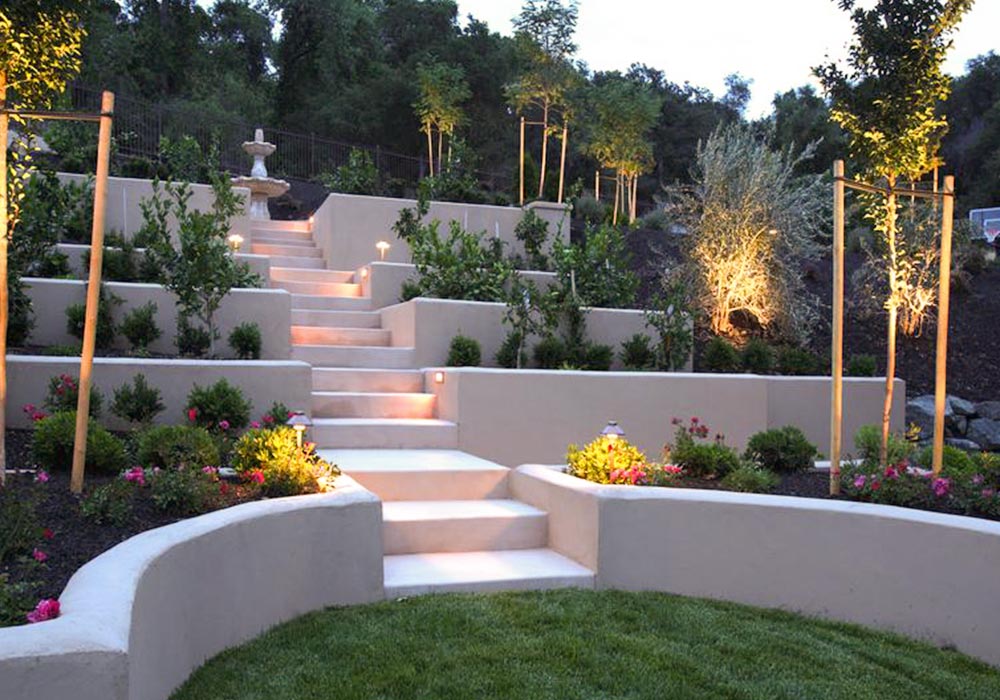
[287,411,313,448]
[227,233,244,253]
[376,240,391,261]
[602,420,625,477]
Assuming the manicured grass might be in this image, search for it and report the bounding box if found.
[173,589,1000,699]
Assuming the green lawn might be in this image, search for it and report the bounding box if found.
[173,589,1000,700]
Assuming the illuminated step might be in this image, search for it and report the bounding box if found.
[270,267,354,284]
[382,500,547,555]
[311,391,435,419]
[291,344,414,368]
[271,280,361,297]
[290,294,373,311]
[292,310,382,328]
[291,326,390,347]
[311,419,457,450]
[311,368,425,393]
[252,243,323,258]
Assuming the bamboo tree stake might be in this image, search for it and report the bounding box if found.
[830,160,846,495]
[538,105,549,199]
[879,177,899,470]
[519,117,525,206]
[0,72,9,485]
[71,91,114,494]
[612,172,620,225]
[426,125,434,177]
[932,175,955,476]
[557,121,568,204]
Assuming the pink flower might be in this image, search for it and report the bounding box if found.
[26,599,60,624]
[853,474,866,488]
[33,548,48,563]
[610,469,622,483]
[218,420,230,431]
[982,489,995,499]
[249,469,265,484]
[691,417,699,424]
[187,408,198,422]
[871,480,881,491]
[123,467,146,487]
[219,482,230,496]
[287,411,295,419]
[42,527,54,540]
[32,411,47,422]
[22,403,35,415]
[263,414,274,424]
[201,466,218,475]
[250,420,261,429]
[34,470,50,484]
[972,474,985,486]
[932,477,951,498]
[884,465,899,480]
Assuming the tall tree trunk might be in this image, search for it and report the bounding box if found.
[612,171,620,226]
[437,130,443,175]
[426,125,434,177]
[0,73,9,483]
[880,181,899,469]
[538,102,549,199]
[557,121,568,204]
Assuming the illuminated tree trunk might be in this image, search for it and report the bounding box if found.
[538,101,549,199]
[0,72,8,482]
[426,125,434,177]
[880,181,899,470]
[612,171,620,225]
[437,130,444,176]
[557,121,568,204]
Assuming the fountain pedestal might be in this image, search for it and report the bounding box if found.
[231,128,290,220]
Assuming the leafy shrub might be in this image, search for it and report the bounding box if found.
[667,417,739,478]
[777,346,821,376]
[177,315,211,357]
[741,338,774,374]
[566,435,648,484]
[0,477,41,563]
[446,335,481,367]
[645,279,693,370]
[853,424,914,467]
[720,463,779,493]
[582,343,614,371]
[33,412,126,474]
[620,334,656,370]
[514,210,550,270]
[0,573,37,627]
[80,479,133,526]
[533,335,566,369]
[232,427,339,497]
[149,466,219,515]
[744,426,816,472]
[44,373,102,418]
[638,209,672,232]
[572,194,607,225]
[912,445,977,477]
[550,224,638,309]
[65,287,121,350]
[86,242,139,282]
[136,425,220,469]
[256,401,293,429]
[119,302,161,353]
[702,337,740,373]
[496,331,527,369]
[185,379,252,434]
[846,354,877,377]
[39,344,81,356]
[228,322,262,360]
[111,374,165,427]
[320,148,380,196]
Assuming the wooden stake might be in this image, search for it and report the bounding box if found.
[0,72,9,485]
[71,91,114,494]
[830,161,846,495]
[612,172,620,226]
[519,117,525,206]
[538,104,549,199]
[557,121,568,204]
[426,125,434,178]
[932,176,955,476]
[594,170,600,200]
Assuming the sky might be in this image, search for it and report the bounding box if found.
[455,0,1000,118]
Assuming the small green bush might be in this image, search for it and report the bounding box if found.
[446,335,482,367]
[119,302,161,353]
[534,335,566,369]
[777,346,821,376]
[744,426,817,473]
[111,374,165,426]
[0,478,41,563]
[185,378,252,434]
[702,337,740,373]
[573,195,607,225]
[566,436,648,484]
[33,411,126,474]
[80,479,134,526]
[620,334,656,371]
[854,424,914,467]
[65,295,118,350]
[913,444,977,477]
[582,343,614,371]
[846,354,877,377]
[228,322,262,360]
[149,466,219,515]
[40,343,81,356]
[720,463,779,493]
[741,338,775,374]
[44,373,102,419]
[496,331,528,369]
[669,418,739,478]
[258,401,293,429]
[232,426,340,497]
[136,424,220,469]
[177,316,211,357]
[0,573,38,626]
[514,210,550,270]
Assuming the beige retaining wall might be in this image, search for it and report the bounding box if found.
[312,192,569,269]
[7,356,311,431]
[426,368,905,466]
[381,298,652,369]
[510,464,1000,667]
[21,277,290,360]
[57,173,251,242]
[0,478,383,700]
[56,243,272,282]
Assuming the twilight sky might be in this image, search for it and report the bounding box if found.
[455,0,1000,118]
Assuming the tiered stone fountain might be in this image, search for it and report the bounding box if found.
[231,128,290,220]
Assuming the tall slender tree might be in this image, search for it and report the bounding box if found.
[816,0,974,469]
[414,61,470,177]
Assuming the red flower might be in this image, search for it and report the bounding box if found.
[26,598,60,624]
[42,527,54,540]
[187,408,197,422]
[219,482,230,496]
[249,469,266,484]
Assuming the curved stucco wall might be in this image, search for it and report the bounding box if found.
[0,478,383,700]
[510,464,1000,667]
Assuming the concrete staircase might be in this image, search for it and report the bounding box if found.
[321,449,596,597]
[252,220,455,450]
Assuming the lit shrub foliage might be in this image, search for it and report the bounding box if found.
[185,379,252,435]
[111,373,165,427]
[32,412,126,475]
[666,417,740,479]
[44,373,102,419]
[136,425,220,470]
[744,426,816,473]
[446,335,481,367]
[566,436,648,485]
[232,427,340,497]
[228,322,262,360]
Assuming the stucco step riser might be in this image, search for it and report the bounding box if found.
[383,514,547,555]
[271,268,354,284]
[252,235,315,247]
[292,310,382,329]
[311,369,424,393]
[249,228,312,240]
[291,345,414,368]
[272,281,362,297]
[249,220,311,233]
[311,392,436,419]
[291,295,373,311]
[252,244,323,258]
[348,469,507,500]
[291,327,391,347]
[267,256,326,269]
[310,424,457,450]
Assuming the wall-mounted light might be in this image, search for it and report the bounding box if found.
[360,267,369,280]
[286,410,313,447]
[376,240,391,261]
[227,233,244,253]
[434,371,445,384]
[309,215,315,226]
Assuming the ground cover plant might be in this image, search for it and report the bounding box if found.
[172,589,1000,700]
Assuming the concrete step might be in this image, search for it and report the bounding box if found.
[320,449,508,500]
[249,227,312,241]
[271,267,354,284]
[383,500,547,555]
[291,295,373,312]
[312,391,435,419]
[312,368,424,393]
[252,243,323,258]
[252,235,316,248]
[267,255,326,270]
[383,549,595,598]
[291,344,414,368]
[271,280,362,297]
[250,219,311,234]
[291,310,381,329]
[311,420,458,450]
[291,326,390,347]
